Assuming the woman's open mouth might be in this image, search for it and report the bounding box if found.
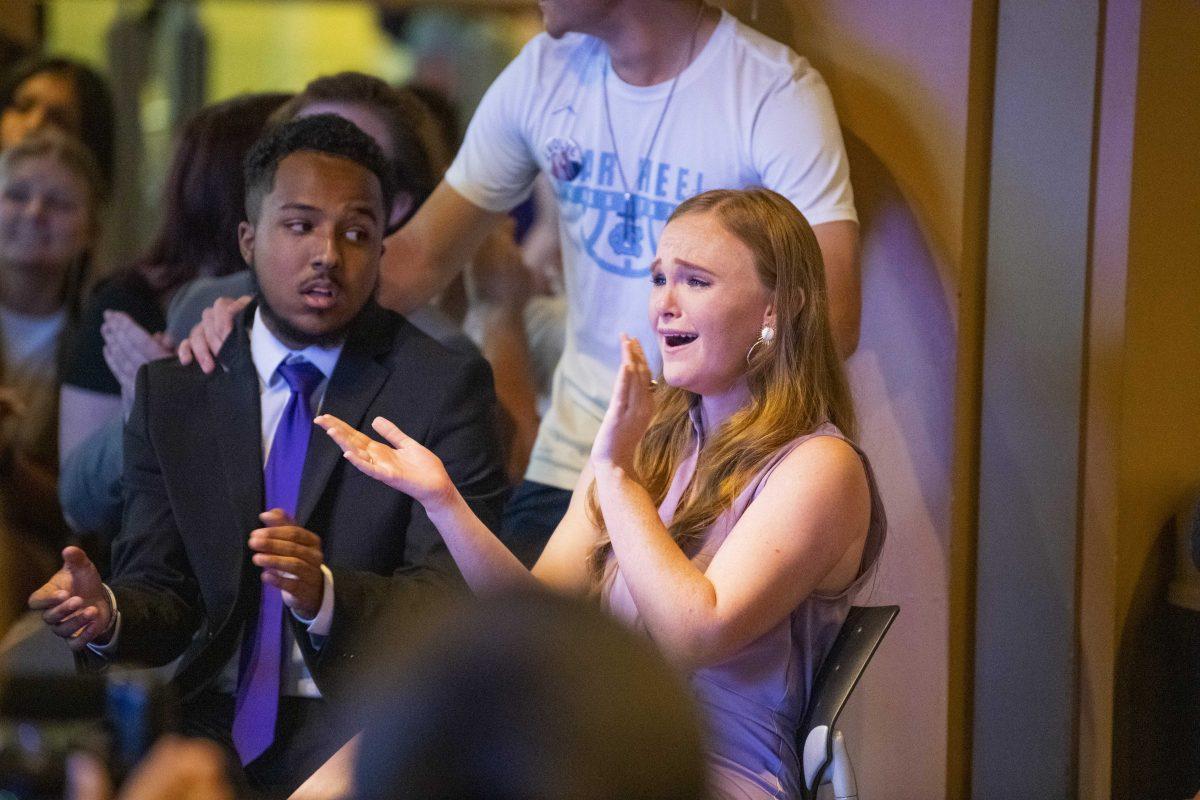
[662,332,698,348]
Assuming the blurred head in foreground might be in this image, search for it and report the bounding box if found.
[354,592,708,800]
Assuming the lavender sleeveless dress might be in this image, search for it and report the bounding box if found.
[600,416,887,799]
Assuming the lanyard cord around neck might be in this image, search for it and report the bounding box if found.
[601,0,706,244]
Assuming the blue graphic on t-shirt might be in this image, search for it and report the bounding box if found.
[608,221,644,257]
[553,148,704,278]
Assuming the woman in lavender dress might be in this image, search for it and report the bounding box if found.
[318,187,885,799]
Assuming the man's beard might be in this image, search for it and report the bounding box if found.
[249,268,370,349]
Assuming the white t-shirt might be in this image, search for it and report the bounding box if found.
[446,10,856,489]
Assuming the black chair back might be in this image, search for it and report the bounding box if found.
[797,604,899,800]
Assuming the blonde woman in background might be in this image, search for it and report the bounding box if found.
[0,131,103,601]
[319,188,885,799]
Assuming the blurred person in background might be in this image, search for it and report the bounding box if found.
[56,92,290,545]
[0,56,115,190]
[319,188,883,800]
[352,592,707,800]
[0,130,104,604]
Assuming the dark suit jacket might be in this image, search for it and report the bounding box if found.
[102,301,507,705]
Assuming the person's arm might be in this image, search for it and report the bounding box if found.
[2,437,70,538]
[465,222,543,482]
[589,338,871,669]
[315,413,598,598]
[59,416,125,535]
[476,306,541,483]
[812,219,862,357]
[59,386,123,462]
[306,354,516,678]
[376,182,510,314]
[377,34,541,312]
[288,735,358,800]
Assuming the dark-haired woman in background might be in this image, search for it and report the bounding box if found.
[56,93,288,539]
[0,56,115,189]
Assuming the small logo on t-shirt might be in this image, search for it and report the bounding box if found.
[544,137,583,182]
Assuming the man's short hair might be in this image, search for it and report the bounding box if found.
[243,113,394,224]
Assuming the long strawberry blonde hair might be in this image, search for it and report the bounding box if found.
[588,188,856,574]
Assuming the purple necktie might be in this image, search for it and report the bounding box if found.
[232,358,325,765]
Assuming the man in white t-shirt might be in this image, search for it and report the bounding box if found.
[183,1,860,559]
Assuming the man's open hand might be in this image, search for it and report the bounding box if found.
[28,547,114,650]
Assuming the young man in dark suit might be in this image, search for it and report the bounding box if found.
[29,114,508,795]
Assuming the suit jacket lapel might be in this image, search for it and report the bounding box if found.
[205,310,265,577]
[294,304,399,530]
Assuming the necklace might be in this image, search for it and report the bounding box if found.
[602,0,706,251]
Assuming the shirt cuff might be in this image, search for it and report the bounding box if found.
[291,564,334,639]
[86,584,122,656]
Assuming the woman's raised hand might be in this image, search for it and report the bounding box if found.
[101,311,174,414]
[591,334,655,476]
[315,414,454,507]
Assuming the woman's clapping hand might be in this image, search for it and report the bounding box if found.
[101,310,174,414]
[591,334,655,476]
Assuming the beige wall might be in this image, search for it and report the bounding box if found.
[1081,0,1200,797]
[722,1,992,796]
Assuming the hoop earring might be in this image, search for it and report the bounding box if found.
[745,325,775,364]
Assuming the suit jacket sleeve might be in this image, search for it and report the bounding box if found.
[105,362,203,666]
[315,353,508,679]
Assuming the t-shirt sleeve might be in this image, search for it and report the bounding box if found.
[444,39,543,213]
[63,279,165,395]
[751,64,858,227]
